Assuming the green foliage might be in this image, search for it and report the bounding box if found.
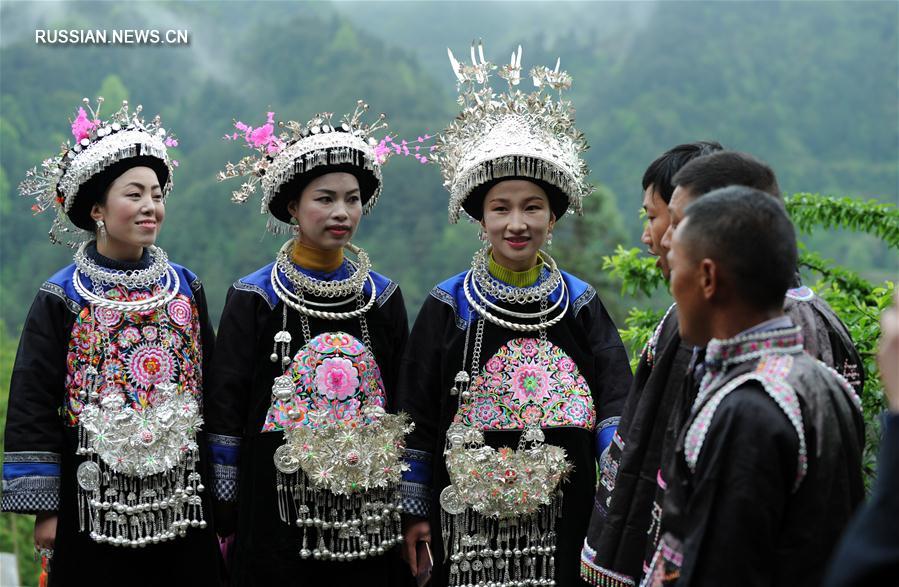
[96,75,129,111]
[618,307,667,371]
[602,246,666,298]
[786,193,899,250]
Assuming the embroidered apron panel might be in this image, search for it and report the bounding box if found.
[64,288,204,476]
[456,337,595,431]
[262,332,386,432]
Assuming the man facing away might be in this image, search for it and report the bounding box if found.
[644,187,864,586]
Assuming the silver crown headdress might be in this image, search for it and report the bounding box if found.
[434,42,592,223]
[19,97,177,245]
[218,101,394,234]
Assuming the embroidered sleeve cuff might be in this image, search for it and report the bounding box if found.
[212,463,238,503]
[2,452,62,513]
[400,449,433,518]
[399,481,431,518]
[208,433,241,467]
[595,417,620,459]
[208,435,241,503]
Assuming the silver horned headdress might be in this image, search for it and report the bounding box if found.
[434,42,592,223]
[218,101,395,234]
[19,97,177,245]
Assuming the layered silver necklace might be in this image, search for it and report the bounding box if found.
[73,242,180,312]
[461,246,568,333]
[269,239,375,367]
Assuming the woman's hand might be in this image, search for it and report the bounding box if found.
[34,512,58,552]
[402,518,431,576]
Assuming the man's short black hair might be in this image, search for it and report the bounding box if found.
[681,186,797,311]
[642,141,724,204]
[672,150,781,199]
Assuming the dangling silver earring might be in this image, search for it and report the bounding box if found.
[478,230,488,243]
[290,216,301,237]
[96,219,107,242]
[546,233,553,249]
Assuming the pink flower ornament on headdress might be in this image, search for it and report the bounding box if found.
[227,111,285,156]
[71,107,99,142]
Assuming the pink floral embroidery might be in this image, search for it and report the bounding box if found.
[511,365,550,404]
[485,356,504,374]
[520,339,539,358]
[142,325,158,342]
[315,357,360,401]
[118,326,141,348]
[128,344,175,389]
[262,332,386,432]
[457,338,595,431]
[167,299,192,327]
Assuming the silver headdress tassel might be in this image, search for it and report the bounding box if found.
[18,97,177,245]
[217,102,392,234]
[434,42,592,223]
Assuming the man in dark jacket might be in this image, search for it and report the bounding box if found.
[646,187,864,586]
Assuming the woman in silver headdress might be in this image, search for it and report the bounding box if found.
[3,99,221,585]
[395,45,633,587]
[208,104,412,585]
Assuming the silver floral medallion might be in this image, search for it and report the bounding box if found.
[76,461,101,491]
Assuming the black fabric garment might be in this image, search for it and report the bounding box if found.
[397,287,632,587]
[204,279,409,586]
[3,245,222,587]
[784,288,865,393]
[582,307,692,585]
[824,412,899,587]
[651,336,864,587]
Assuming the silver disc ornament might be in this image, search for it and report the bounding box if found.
[274,443,301,474]
[76,461,101,491]
[440,485,467,515]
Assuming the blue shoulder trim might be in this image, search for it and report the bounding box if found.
[234,262,398,310]
[561,271,595,316]
[595,417,620,456]
[366,271,399,308]
[168,262,200,298]
[431,269,596,329]
[44,264,82,312]
[234,262,278,309]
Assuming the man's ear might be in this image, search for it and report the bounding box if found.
[699,258,718,301]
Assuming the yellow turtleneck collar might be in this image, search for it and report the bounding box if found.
[488,252,543,287]
[291,240,344,272]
